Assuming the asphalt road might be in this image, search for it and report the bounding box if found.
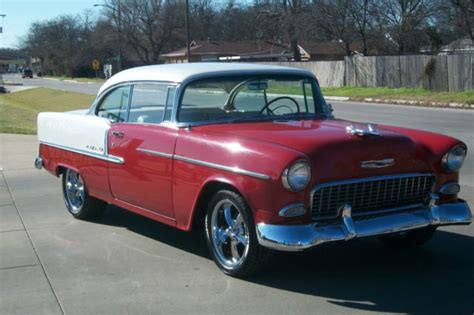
[6,74,103,95]
[1,75,472,314]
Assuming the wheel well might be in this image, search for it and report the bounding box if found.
[56,165,66,177]
[191,181,239,230]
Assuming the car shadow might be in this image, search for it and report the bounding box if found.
[95,205,474,314]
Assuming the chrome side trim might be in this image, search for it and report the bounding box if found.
[257,197,472,252]
[136,147,173,159]
[174,155,270,180]
[40,141,124,164]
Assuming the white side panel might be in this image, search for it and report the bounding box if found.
[38,112,111,156]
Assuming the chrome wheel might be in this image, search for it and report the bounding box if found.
[64,169,85,214]
[210,199,250,269]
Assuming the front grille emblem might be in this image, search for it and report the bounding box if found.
[361,158,395,169]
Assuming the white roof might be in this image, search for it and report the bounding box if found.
[98,62,313,95]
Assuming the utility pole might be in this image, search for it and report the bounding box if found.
[185,0,191,63]
[0,14,6,85]
[94,2,122,72]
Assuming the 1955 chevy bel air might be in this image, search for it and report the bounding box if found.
[35,63,471,277]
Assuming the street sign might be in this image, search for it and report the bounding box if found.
[91,59,100,71]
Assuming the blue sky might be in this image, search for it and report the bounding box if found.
[0,0,101,49]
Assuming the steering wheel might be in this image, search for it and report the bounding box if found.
[105,112,125,123]
[259,96,300,115]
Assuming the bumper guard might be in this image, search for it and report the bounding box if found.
[256,195,471,251]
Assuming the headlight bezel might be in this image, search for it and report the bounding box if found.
[282,160,311,192]
[442,144,467,172]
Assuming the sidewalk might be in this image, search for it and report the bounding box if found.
[0,168,63,314]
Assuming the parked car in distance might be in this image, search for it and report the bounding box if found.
[22,68,33,78]
[35,63,471,277]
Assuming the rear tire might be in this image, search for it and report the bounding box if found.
[62,168,106,220]
[379,226,436,248]
[205,190,272,277]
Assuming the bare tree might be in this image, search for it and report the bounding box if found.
[103,0,185,65]
[348,0,376,55]
[310,0,358,56]
[373,0,441,54]
[449,0,474,39]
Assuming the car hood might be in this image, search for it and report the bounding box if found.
[195,119,432,180]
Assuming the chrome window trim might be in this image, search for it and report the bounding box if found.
[309,173,435,219]
[89,80,179,116]
[40,141,124,164]
[173,71,327,124]
[174,155,270,180]
[89,84,133,121]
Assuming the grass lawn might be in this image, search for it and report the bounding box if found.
[321,87,474,104]
[0,88,95,134]
[267,86,473,104]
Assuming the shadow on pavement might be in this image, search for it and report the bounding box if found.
[96,205,474,314]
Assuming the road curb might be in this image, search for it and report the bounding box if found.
[325,96,473,109]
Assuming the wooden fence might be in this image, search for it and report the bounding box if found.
[262,54,473,92]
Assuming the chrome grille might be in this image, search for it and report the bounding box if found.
[311,174,434,221]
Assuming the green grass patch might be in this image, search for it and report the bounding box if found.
[0,88,95,135]
[321,87,474,104]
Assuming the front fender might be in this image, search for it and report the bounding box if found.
[172,129,309,230]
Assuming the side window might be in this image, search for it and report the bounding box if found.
[96,86,130,123]
[129,84,175,124]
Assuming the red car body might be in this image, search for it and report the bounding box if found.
[36,63,471,275]
[39,119,462,229]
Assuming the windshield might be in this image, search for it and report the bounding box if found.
[178,75,329,124]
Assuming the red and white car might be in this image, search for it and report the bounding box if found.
[36,63,471,277]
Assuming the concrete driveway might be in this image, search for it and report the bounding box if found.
[1,76,474,314]
[1,130,473,314]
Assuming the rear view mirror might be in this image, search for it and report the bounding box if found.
[247,81,268,91]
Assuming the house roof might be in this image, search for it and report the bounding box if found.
[299,41,364,56]
[440,37,474,54]
[98,62,313,95]
[161,40,289,58]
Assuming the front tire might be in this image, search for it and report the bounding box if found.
[379,226,437,248]
[62,168,106,220]
[205,190,272,277]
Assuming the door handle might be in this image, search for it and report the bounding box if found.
[112,131,124,138]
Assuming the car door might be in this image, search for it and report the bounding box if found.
[101,83,178,219]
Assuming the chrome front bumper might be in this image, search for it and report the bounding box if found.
[256,198,472,251]
[34,157,43,170]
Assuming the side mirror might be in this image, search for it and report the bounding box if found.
[327,103,334,113]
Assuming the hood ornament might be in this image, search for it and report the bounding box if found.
[346,124,380,137]
[361,158,395,169]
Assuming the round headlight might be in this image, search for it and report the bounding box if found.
[442,145,466,172]
[282,160,311,192]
